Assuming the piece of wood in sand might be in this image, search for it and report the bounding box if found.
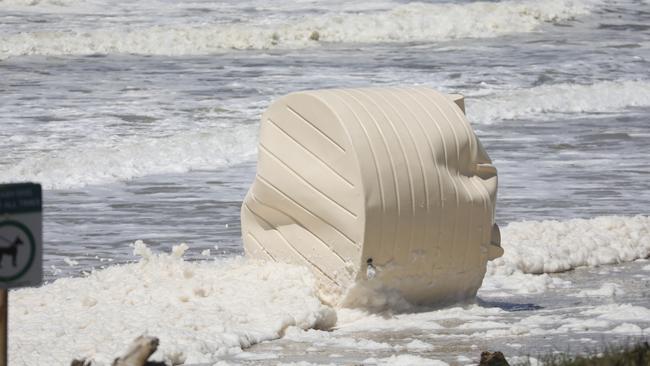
[71,336,163,366]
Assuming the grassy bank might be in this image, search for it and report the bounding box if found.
[515,341,650,366]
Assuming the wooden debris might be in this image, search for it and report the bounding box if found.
[70,359,92,366]
[112,336,161,366]
[71,336,165,366]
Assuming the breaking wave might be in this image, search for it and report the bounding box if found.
[5,80,648,189]
[0,0,592,57]
[467,80,650,124]
[0,125,258,190]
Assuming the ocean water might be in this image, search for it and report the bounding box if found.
[1,0,649,364]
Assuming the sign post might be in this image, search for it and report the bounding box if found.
[0,289,5,366]
[0,183,43,366]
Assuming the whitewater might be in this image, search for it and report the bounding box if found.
[1,0,649,364]
[1,0,592,57]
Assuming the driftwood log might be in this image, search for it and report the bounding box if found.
[71,336,165,366]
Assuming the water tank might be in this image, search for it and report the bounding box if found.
[241,87,502,307]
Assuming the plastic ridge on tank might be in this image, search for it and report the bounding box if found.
[241,86,502,307]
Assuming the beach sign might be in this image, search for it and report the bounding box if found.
[0,183,42,365]
[0,183,42,288]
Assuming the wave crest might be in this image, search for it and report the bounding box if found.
[468,80,650,123]
[0,125,258,189]
[0,0,591,57]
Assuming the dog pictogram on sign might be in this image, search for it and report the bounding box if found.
[0,183,42,288]
[0,221,35,280]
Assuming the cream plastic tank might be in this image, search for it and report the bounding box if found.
[241,87,502,307]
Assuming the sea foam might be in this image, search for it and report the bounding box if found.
[10,242,336,365]
[9,215,650,364]
[0,0,592,57]
[483,215,650,294]
[494,215,650,274]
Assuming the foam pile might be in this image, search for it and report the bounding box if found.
[0,0,591,57]
[494,215,650,274]
[482,216,650,294]
[7,215,650,363]
[9,241,336,365]
[468,80,650,124]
